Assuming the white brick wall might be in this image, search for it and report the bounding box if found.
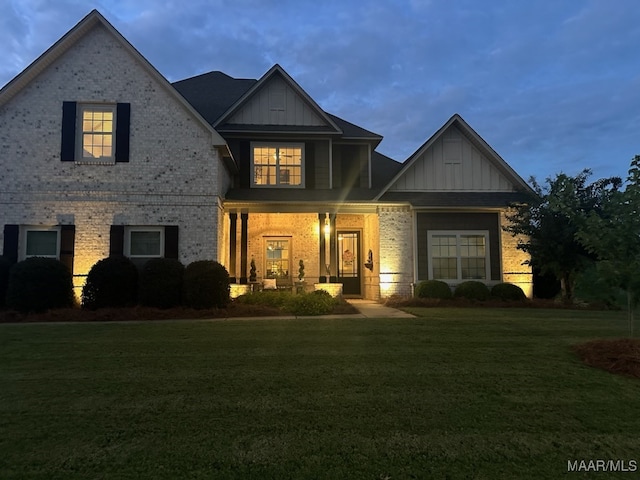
[0,24,230,289]
[378,207,414,297]
[500,210,533,298]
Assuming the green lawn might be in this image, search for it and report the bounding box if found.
[1,309,639,479]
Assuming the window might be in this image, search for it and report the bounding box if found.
[22,227,60,259]
[78,104,116,162]
[125,227,164,258]
[61,101,130,163]
[265,238,290,279]
[252,144,304,187]
[428,231,489,281]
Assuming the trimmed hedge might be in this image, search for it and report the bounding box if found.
[0,256,12,308]
[414,280,452,299]
[183,260,230,309]
[453,281,491,301]
[286,292,335,316]
[235,290,291,309]
[235,289,336,316]
[82,256,138,309]
[139,258,185,309]
[5,257,75,312]
[491,282,526,301]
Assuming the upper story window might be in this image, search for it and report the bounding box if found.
[61,101,130,163]
[79,105,115,161]
[251,143,304,187]
[428,231,490,282]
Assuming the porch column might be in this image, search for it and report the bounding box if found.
[329,213,337,282]
[229,212,237,283]
[318,213,327,282]
[240,212,248,284]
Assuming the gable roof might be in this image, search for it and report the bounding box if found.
[0,9,230,153]
[375,114,533,200]
[212,64,342,133]
[174,66,383,144]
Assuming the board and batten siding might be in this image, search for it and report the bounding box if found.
[228,76,326,126]
[389,126,513,191]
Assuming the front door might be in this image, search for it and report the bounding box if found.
[337,231,361,295]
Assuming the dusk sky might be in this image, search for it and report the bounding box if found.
[2,0,639,183]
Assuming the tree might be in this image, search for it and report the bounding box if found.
[577,156,640,336]
[503,169,621,302]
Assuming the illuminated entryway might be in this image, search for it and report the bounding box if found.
[337,231,361,295]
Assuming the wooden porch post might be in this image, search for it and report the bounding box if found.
[229,212,237,283]
[240,212,248,284]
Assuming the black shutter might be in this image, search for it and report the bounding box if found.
[115,103,130,163]
[59,225,75,273]
[2,225,19,264]
[164,226,179,259]
[109,226,125,256]
[60,101,77,162]
[240,141,250,188]
[305,142,315,189]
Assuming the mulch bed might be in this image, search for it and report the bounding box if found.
[572,339,640,379]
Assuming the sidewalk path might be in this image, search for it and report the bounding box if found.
[346,299,415,318]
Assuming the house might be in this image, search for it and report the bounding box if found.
[0,10,533,300]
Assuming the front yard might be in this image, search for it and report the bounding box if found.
[1,309,639,479]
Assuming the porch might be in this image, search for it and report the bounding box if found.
[222,210,380,300]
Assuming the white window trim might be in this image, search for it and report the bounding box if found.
[427,230,490,282]
[124,227,164,258]
[251,142,305,188]
[76,103,117,164]
[20,226,61,260]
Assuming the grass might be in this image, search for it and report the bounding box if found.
[1,308,639,479]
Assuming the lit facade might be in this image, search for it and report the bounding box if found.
[0,10,533,300]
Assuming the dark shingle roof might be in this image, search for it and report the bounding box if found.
[172,71,382,141]
[172,71,256,125]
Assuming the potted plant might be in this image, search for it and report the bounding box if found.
[295,259,305,293]
[249,258,257,283]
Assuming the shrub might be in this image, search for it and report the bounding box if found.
[139,258,185,309]
[414,280,452,299]
[235,290,292,308]
[0,256,12,308]
[5,257,74,312]
[286,291,335,316]
[453,281,491,301]
[491,282,526,302]
[183,260,230,309]
[82,256,138,309]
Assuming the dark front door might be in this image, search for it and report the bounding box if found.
[337,231,361,295]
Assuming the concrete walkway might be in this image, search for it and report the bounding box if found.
[345,299,415,318]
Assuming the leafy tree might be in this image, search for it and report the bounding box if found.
[577,155,640,336]
[504,169,621,302]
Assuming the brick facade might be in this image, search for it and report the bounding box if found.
[378,207,415,297]
[0,24,230,293]
[500,210,534,298]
